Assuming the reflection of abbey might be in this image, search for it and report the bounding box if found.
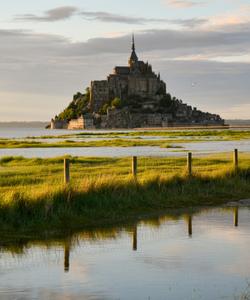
[51,36,224,129]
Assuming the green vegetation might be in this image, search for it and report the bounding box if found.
[0,153,250,233]
[75,129,250,140]
[27,129,250,142]
[56,89,90,121]
[0,139,177,148]
[54,82,188,118]
[111,97,122,109]
[99,97,122,114]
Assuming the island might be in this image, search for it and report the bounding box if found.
[51,35,224,130]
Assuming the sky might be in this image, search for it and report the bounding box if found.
[0,0,250,121]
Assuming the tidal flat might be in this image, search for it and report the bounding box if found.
[25,129,250,142]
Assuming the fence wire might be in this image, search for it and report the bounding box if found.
[0,151,249,191]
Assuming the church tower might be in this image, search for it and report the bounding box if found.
[128,34,139,68]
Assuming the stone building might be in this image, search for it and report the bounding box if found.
[90,35,166,113]
[68,115,94,130]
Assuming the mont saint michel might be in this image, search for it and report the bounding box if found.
[51,36,224,129]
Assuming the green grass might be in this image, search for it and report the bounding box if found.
[74,129,250,140]
[22,129,250,143]
[0,138,178,148]
[0,153,250,235]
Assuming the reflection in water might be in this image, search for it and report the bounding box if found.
[1,207,250,300]
[132,226,137,251]
[234,207,239,227]
[187,215,193,237]
[64,238,71,273]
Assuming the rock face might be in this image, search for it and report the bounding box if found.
[50,119,67,129]
[52,35,225,129]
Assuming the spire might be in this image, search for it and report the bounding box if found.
[132,33,135,52]
[129,33,138,67]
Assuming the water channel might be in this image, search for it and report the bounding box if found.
[1,207,250,300]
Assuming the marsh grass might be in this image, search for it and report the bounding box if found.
[0,153,250,232]
[22,129,250,143]
[69,129,250,140]
[0,138,177,148]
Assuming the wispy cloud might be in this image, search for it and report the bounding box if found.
[80,10,207,27]
[165,0,206,8]
[15,6,207,28]
[80,11,159,24]
[15,6,78,22]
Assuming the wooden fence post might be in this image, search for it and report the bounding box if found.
[234,149,239,172]
[187,152,192,177]
[132,156,137,177]
[64,158,70,184]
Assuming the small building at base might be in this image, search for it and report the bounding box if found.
[68,115,94,130]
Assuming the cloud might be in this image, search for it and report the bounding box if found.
[80,10,208,27]
[165,0,206,8]
[15,6,207,28]
[0,25,249,120]
[80,11,149,24]
[75,24,250,58]
[15,6,78,22]
[1,24,250,66]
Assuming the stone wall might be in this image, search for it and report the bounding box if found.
[102,108,169,128]
[68,115,94,129]
[90,80,109,112]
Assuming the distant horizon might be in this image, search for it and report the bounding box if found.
[1,119,250,124]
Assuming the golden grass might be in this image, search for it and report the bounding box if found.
[0,153,249,233]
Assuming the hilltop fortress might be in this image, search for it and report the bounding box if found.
[51,36,224,129]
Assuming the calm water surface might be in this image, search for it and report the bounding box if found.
[0,126,250,157]
[0,140,250,158]
[0,127,133,139]
[1,207,250,300]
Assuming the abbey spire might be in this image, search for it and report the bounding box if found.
[132,34,135,52]
[129,34,138,67]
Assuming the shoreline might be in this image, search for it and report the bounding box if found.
[1,202,249,247]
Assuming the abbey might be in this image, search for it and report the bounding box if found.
[90,35,166,113]
[51,36,224,129]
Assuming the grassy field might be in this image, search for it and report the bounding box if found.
[0,153,250,234]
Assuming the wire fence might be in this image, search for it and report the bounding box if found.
[0,149,249,190]
[63,149,245,184]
